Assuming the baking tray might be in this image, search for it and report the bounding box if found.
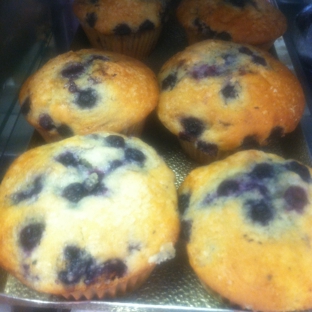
[1,2,312,311]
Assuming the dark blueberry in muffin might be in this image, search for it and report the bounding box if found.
[105,135,125,148]
[284,186,308,213]
[221,82,239,100]
[12,176,43,204]
[139,19,155,32]
[197,141,219,157]
[161,73,177,91]
[84,259,127,284]
[100,259,127,281]
[62,183,87,203]
[190,64,220,79]
[245,199,275,226]
[249,163,274,180]
[180,117,205,140]
[58,245,93,285]
[19,223,45,252]
[67,80,79,93]
[87,55,110,63]
[181,219,192,242]
[125,148,146,165]
[286,161,311,183]
[252,54,267,66]
[86,12,97,28]
[238,46,254,56]
[76,88,98,109]
[178,193,191,214]
[114,23,132,36]
[217,179,240,197]
[20,97,31,116]
[57,124,74,138]
[39,114,56,131]
[56,151,80,167]
[240,135,259,148]
[107,159,123,173]
[61,63,85,79]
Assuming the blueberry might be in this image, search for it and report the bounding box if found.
[56,151,80,167]
[12,176,43,204]
[178,193,191,214]
[139,19,155,32]
[284,186,308,213]
[245,199,275,225]
[286,161,311,183]
[99,259,127,281]
[58,245,92,285]
[62,183,87,203]
[252,55,267,66]
[19,223,45,252]
[197,141,219,157]
[61,63,85,79]
[181,220,192,242]
[57,124,74,138]
[161,73,177,91]
[249,163,274,180]
[86,55,110,63]
[86,12,97,28]
[221,83,239,100]
[125,148,146,165]
[190,64,220,79]
[76,88,98,109]
[193,19,215,37]
[238,46,254,56]
[107,160,123,173]
[114,23,132,35]
[217,179,240,197]
[240,135,259,148]
[20,97,31,116]
[39,114,55,131]
[105,135,125,148]
[180,117,205,140]
[67,80,79,93]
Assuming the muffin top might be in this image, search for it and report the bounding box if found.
[19,49,159,142]
[157,40,305,155]
[176,0,287,47]
[0,133,179,297]
[179,149,312,311]
[73,0,170,35]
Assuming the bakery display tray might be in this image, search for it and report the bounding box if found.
[1,1,312,310]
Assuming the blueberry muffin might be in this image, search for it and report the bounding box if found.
[157,40,305,163]
[0,133,180,299]
[176,0,287,50]
[19,49,159,142]
[72,0,170,59]
[179,149,312,311]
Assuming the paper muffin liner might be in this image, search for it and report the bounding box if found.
[61,265,156,300]
[82,26,163,59]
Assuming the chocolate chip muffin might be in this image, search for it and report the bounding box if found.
[157,40,305,163]
[72,0,170,59]
[19,49,159,142]
[179,149,312,311]
[0,133,180,299]
[176,0,287,50]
